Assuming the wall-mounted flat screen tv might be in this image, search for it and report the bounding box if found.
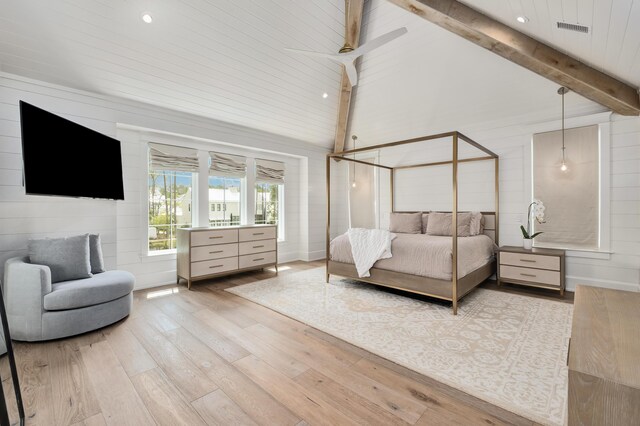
[20,101,125,200]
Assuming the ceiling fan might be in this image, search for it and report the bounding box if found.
[285,26,408,87]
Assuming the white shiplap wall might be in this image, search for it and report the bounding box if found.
[0,72,329,289]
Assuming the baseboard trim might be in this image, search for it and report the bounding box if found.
[566,275,638,292]
[302,250,326,262]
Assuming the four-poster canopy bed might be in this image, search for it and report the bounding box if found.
[326,131,500,315]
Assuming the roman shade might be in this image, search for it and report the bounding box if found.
[209,151,247,178]
[255,159,285,184]
[533,125,599,249]
[148,142,199,173]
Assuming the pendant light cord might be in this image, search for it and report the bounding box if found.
[561,89,565,164]
[352,135,357,187]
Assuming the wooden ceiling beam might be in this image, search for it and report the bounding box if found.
[387,0,640,116]
[333,0,365,153]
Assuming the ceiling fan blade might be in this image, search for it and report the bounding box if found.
[352,27,408,56]
[284,48,338,60]
[343,61,358,87]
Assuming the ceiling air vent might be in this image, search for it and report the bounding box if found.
[557,21,589,34]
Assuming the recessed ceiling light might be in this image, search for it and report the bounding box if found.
[516,16,529,23]
[322,92,328,99]
[142,13,153,24]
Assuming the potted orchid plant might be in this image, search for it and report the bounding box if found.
[520,199,546,249]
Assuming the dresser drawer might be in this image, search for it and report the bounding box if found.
[500,265,561,287]
[239,227,276,242]
[191,229,238,247]
[239,251,276,269]
[191,243,238,262]
[191,257,238,277]
[500,252,560,271]
[239,239,276,255]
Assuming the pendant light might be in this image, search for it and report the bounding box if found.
[351,135,357,188]
[558,86,569,172]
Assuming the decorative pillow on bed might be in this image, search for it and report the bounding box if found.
[421,213,430,233]
[469,212,484,236]
[389,212,422,234]
[426,212,472,237]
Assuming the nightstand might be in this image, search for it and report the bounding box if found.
[497,246,566,295]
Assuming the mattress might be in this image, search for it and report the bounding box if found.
[330,232,495,280]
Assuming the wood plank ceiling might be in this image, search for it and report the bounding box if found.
[461,0,640,89]
[1,0,639,150]
[346,0,640,145]
[0,0,347,147]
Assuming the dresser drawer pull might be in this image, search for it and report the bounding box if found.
[252,245,264,249]
[520,273,537,278]
[209,236,223,239]
[520,259,536,263]
[209,264,224,269]
[209,250,223,254]
[253,232,265,236]
[253,258,265,262]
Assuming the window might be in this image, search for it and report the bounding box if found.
[209,152,246,227]
[532,125,600,250]
[148,171,194,251]
[255,182,282,225]
[209,176,241,226]
[148,143,198,252]
[254,159,285,239]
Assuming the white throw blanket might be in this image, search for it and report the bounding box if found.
[347,228,396,278]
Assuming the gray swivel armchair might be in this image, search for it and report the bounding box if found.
[3,257,134,341]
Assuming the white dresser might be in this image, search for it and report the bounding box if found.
[177,224,278,289]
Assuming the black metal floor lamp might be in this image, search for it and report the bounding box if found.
[0,282,24,426]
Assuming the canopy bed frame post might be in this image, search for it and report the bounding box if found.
[495,157,500,245]
[452,133,459,315]
[390,169,395,212]
[326,155,331,283]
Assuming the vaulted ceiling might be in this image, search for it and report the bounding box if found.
[0,0,346,145]
[1,0,639,149]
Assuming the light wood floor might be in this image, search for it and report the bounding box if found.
[0,261,571,426]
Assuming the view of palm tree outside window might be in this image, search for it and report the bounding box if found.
[148,170,193,251]
[209,176,242,226]
[255,182,280,225]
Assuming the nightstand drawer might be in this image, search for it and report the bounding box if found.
[500,252,560,271]
[500,265,561,287]
[191,229,238,247]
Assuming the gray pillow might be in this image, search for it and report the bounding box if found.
[28,234,92,283]
[426,212,472,237]
[89,234,105,274]
[389,212,422,234]
[469,212,484,236]
[421,213,429,233]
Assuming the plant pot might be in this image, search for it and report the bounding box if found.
[523,238,533,250]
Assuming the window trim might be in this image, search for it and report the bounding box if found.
[526,112,611,259]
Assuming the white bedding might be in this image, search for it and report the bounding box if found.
[347,228,396,278]
[330,232,494,280]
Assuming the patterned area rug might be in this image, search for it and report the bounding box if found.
[227,268,572,425]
